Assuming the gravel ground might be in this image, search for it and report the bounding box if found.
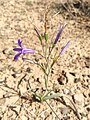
[0,0,90,120]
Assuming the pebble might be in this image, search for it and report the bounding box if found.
[57,76,67,85]
[63,88,71,95]
[73,93,84,106]
[60,107,71,115]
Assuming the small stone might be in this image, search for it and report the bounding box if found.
[60,107,70,115]
[63,88,71,95]
[73,93,84,106]
[26,67,32,73]
[74,78,80,83]
[57,76,67,85]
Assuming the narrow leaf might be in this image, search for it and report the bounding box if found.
[44,33,48,42]
[34,26,42,43]
[43,93,63,101]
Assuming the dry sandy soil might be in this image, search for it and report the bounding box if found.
[0,0,90,120]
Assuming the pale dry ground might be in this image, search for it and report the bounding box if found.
[0,0,90,120]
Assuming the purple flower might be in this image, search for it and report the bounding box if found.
[60,41,70,55]
[13,39,36,60]
[54,25,64,44]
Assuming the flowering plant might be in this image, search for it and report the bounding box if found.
[13,18,81,119]
[13,19,72,119]
[13,26,70,97]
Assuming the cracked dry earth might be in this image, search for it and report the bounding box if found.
[0,0,90,120]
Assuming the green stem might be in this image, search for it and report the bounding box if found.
[44,74,48,90]
[45,100,60,120]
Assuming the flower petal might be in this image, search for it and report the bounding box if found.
[18,39,22,47]
[14,53,21,61]
[13,48,22,51]
[22,48,36,54]
[60,41,70,55]
[54,25,64,44]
